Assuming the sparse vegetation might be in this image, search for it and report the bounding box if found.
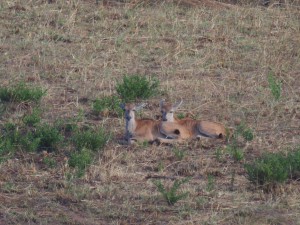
[227,122,254,162]
[268,72,282,101]
[153,178,190,205]
[116,74,160,102]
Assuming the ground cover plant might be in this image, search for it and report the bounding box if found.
[0,0,300,224]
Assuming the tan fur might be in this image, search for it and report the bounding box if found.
[160,100,227,140]
[121,103,180,144]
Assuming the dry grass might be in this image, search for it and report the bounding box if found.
[1,0,300,224]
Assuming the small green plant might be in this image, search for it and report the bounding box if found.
[20,133,41,152]
[43,156,57,168]
[116,74,160,101]
[153,178,190,205]
[206,175,215,192]
[23,108,41,126]
[287,149,300,177]
[173,147,185,161]
[227,122,253,162]
[245,152,289,187]
[177,113,185,120]
[68,148,93,177]
[72,128,109,152]
[215,147,224,162]
[0,82,45,103]
[92,96,122,117]
[227,145,244,162]
[267,72,281,101]
[34,124,63,151]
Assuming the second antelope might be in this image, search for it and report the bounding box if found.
[120,103,181,144]
[160,99,227,140]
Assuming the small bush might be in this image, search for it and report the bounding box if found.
[23,108,41,126]
[245,152,289,187]
[68,148,93,177]
[0,82,45,103]
[172,147,185,161]
[153,178,190,205]
[72,128,109,152]
[20,133,41,152]
[43,156,57,168]
[34,124,63,151]
[268,72,281,101]
[116,74,160,101]
[92,96,122,117]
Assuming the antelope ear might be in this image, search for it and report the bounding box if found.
[120,103,126,110]
[172,99,183,110]
[135,103,147,111]
[160,99,165,109]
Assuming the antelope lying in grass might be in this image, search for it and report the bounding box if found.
[160,99,227,140]
[120,103,181,144]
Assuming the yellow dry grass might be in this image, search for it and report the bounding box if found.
[0,0,300,224]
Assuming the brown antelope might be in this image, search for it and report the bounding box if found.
[120,103,181,144]
[160,99,227,139]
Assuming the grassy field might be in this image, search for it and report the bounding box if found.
[1,0,300,224]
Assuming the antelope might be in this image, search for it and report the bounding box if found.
[160,99,227,140]
[120,103,181,144]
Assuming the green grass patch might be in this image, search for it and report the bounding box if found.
[22,108,42,126]
[268,72,281,101]
[72,128,109,152]
[92,96,123,117]
[116,74,160,102]
[245,148,300,189]
[68,148,93,177]
[0,82,45,103]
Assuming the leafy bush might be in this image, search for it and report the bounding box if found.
[92,96,122,117]
[34,124,63,151]
[68,148,93,177]
[116,74,160,102]
[23,108,41,126]
[0,82,45,103]
[245,152,289,187]
[72,128,109,152]
[153,178,190,205]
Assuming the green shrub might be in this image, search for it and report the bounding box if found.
[92,96,122,117]
[245,152,289,187]
[0,82,45,103]
[72,128,109,152]
[268,72,281,101]
[23,108,41,126]
[43,156,57,168]
[19,132,41,152]
[68,148,93,177]
[153,178,190,205]
[287,148,300,178]
[116,74,160,101]
[34,124,63,151]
